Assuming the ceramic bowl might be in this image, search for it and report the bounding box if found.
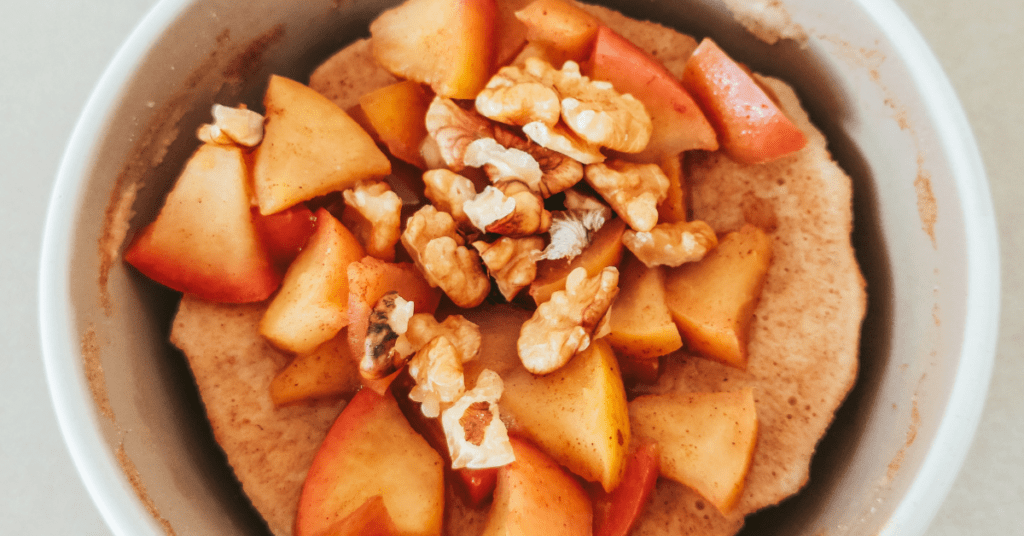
[40,0,999,534]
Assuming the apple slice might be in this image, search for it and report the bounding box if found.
[481,436,593,536]
[295,388,445,536]
[514,0,601,63]
[605,253,683,360]
[501,339,630,492]
[681,38,807,164]
[346,256,442,359]
[252,203,317,269]
[530,217,626,305]
[358,80,433,168]
[269,330,362,406]
[664,224,772,368]
[657,153,687,223]
[259,208,365,355]
[629,389,758,514]
[370,0,498,99]
[253,75,391,215]
[589,25,718,161]
[318,496,400,536]
[591,441,660,536]
[123,143,280,303]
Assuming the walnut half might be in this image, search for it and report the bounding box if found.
[517,266,619,374]
[622,220,719,267]
[401,205,491,308]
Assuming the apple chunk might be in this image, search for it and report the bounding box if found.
[269,331,362,406]
[295,388,445,536]
[370,0,498,99]
[681,38,807,164]
[589,25,717,161]
[260,208,365,355]
[253,74,391,215]
[605,253,683,360]
[530,217,626,305]
[358,80,433,168]
[663,224,772,368]
[501,339,630,492]
[628,389,758,514]
[514,0,601,63]
[123,143,280,303]
[482,436,592,536]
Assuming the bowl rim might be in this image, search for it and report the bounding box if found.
[38,0,1000,535]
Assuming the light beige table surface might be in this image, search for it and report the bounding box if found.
[1,0,1019,534]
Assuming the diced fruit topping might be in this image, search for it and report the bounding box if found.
[259,208,364,355]
[629,389,759,513]
[123,143,281,303]
[514,0,601,63]
[682,37,807,164]
[591,441,660,536]
[357,80,433,168]
[370,0,499,99]
[664,224,772,368]
[605,254,683,360]
[253,75,391,215]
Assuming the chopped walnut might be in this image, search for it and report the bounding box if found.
[522,121,605,164]
[342,181,403,261]
[441,369,515,469]
[422,169,478,229]
[359,292,415,380]
[492,126,583,198]
[473,236,545,301]
[463,185,517,233]
[408,336,466,418]
[464,138,543,190]
[584,160,670,232]
[402,314,482,364]
[541,209,609,261]
[483,180,552,237]
[550,61,652,153]
[517,266,619,374]
[196,104,264,147]
[402,205,491,308]
[475,61,561,127]
[623,220,719,267]
[425,97,494,171]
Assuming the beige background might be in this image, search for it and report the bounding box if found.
[1,0,1019,534]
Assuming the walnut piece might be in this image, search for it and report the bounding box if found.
[402,314,482,364]
[401,205,490,308]
[408,336,466,418]
[441,369,515,469]
[475,60,561,127]
[550,61,652,153]
[492,126,583,198]
[522,121,606,164]
[464,137,543,190]
[623,220,719,267]
[359,292,415,380]
[196,104,264,147]
[584,160,670,232]
[482,180,552,237]
[473,236,545,301]
[517,266,619,374]
[342,181,403,261]
[425,97,494,171]
[462,185,517,233]
[422,169,478,229]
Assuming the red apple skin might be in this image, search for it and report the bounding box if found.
[589,26,718,160]
[681,38,807,164]
[482,436,592,536]
[591,442,660,536]
[123,143,280,303]
[390,371,500,507]
[295,388,444,536]
[253,203,316,269]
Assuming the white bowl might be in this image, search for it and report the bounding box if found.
[39,0,999,534]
